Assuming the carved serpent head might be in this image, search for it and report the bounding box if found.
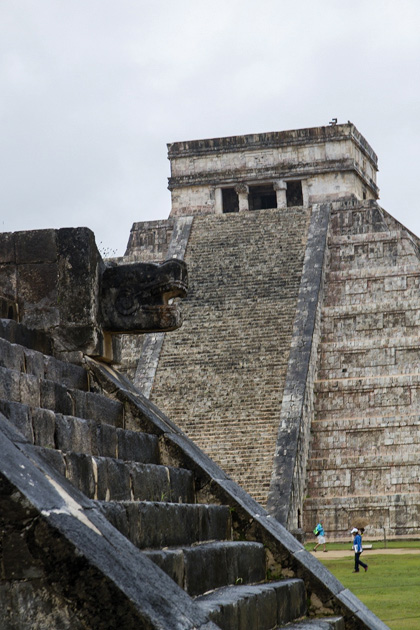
[100,259,188,333]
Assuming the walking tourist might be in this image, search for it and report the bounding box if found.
[351,527,368,573]
[313,522,327,552]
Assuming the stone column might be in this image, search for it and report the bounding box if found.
[235,184,249,212]
[274,180,287,209]
[302,180,310,206]
[214,187,223,214]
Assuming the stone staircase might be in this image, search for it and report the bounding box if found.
[305,203,420,539]
[137,208,311,507]
[0,322,386,628]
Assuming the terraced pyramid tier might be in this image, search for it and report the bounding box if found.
[304,203,420,539]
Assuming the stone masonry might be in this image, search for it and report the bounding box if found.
[167,123,378,216]
[122,123,420,540]
[304,201,420,538]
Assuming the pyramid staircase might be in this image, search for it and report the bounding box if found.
[305,203,420,538]
[135,208,311,507]
[0,320,386,629]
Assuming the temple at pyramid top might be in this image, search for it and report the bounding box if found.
[167,122,379,216]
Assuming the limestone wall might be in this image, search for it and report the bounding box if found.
[304,200,420,539]
[124,219,175,262]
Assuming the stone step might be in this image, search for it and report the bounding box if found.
[323,273,420,308]
[318,361,420,381]
[329,202,388,236]
[310,417,420,458]
[304,492,420,538]
[0,399,160,463]
[0,365,124,426]
[312,413,420,432]
[145,541,266,597]
[325,261,420,282]
[321,298,420,342]
[308,452,420,471]
[95,500,232,549]
[310,444,420,461]
[322,296,420,317]
[320,334,420,352]
[311,440,420,461]
[0,335,88,390]
[318,337,420,380]
[314,373,420,419]
[328,230,417,272]
[30,444,195,503]
[329,229,404,245]
[195,578,306,630]
[0,318,53,355]
[307,459,420,497]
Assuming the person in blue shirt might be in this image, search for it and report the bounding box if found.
[313,522,327,552]
[351,527,368,573]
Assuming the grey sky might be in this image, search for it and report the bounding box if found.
[1,0,420,255]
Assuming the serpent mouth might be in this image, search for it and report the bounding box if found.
[101,259,188,333]
[152,278,188,306]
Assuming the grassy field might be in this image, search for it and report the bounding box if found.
[313,548,420,629]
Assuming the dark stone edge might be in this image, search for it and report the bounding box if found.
[133,216,194,398]
[266,203,330,529]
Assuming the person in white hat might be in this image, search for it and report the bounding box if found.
[351,528,368,573]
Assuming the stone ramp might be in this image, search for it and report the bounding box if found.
[0,322,387,628]
[305,202,420,539]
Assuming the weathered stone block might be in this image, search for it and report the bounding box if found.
[40,380,73,416]
[32,408,56,449]
[0,264,17,302]
[0,232,16,263]
[0,366,21,402]
[96,422,118,458]
[24,348,46,379]
[144,548,185,590]
[2,531,44,579]
[95,456,131,501]
[19,373,41,408]
[84,392,124,427]
[55,414,93,454]
[17,262,58,307]
[28,443,67,477]
[44,355,88,390]
[64,452,96,498]
[15,230,57,264]
[0,402,33,442]
[116,427,159,463]
[0,337,24,371]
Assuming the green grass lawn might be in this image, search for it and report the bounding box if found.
[317,552,420,629]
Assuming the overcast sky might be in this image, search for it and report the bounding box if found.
[1,1,420,256]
